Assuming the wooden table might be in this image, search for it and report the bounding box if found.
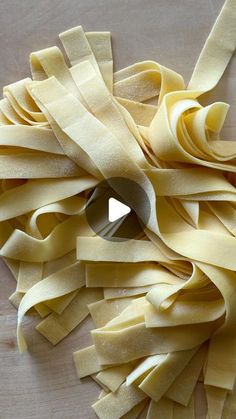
[0,0,234,417]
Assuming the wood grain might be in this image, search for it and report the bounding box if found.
[0,0,234,418]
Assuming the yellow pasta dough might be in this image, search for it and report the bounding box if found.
[1,1,236,418]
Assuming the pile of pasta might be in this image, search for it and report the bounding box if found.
[2,0,236,417]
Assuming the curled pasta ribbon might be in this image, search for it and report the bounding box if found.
[1,1,236,419]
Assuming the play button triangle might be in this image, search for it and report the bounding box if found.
[108,197,131,222]
[85,177,151,241]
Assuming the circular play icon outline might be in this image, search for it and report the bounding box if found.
[85,177,151,241]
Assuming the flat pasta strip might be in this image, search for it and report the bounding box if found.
[147,398,173,419]
[173,396,195,419]
[88,298,133,328]
[86,262,179,288]
[73,345,103,378]
[138,348,198,402]
[86,31,113,91]
[36,287,102,345]
[17,261,43,292]
[96,363,133,392]
[0,125,63,153]
[0,176,97,222]
[17,262,86,351]
[59,26,101,74]
[103,286,157,300]
[166,343,207,406]
[92,321,215,365]
[0,153,82,178]
[206,385,227,419]
[121,400,148,419]
[92,382,148,419]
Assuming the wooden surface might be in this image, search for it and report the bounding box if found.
[0,0,235,418]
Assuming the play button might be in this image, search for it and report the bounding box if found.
[85,177,151,241]
[108,198,131,222]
